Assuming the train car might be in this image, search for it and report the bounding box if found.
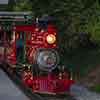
[0,12,74,95]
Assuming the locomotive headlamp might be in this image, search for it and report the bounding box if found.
[46,34,56,44]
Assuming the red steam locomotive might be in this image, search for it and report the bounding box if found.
[0,12,74,95]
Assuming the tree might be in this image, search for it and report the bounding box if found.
[7,0,16,11]
[13,0,32,11]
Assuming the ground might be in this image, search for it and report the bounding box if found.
[0,68,29,100]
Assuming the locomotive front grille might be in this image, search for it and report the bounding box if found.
[39,79,48,91]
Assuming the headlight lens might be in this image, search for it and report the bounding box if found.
[46,34,56,44]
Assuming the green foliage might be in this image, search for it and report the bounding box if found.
[13,0,32,11]
[7,0,16,11]
[92,84,100,92]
